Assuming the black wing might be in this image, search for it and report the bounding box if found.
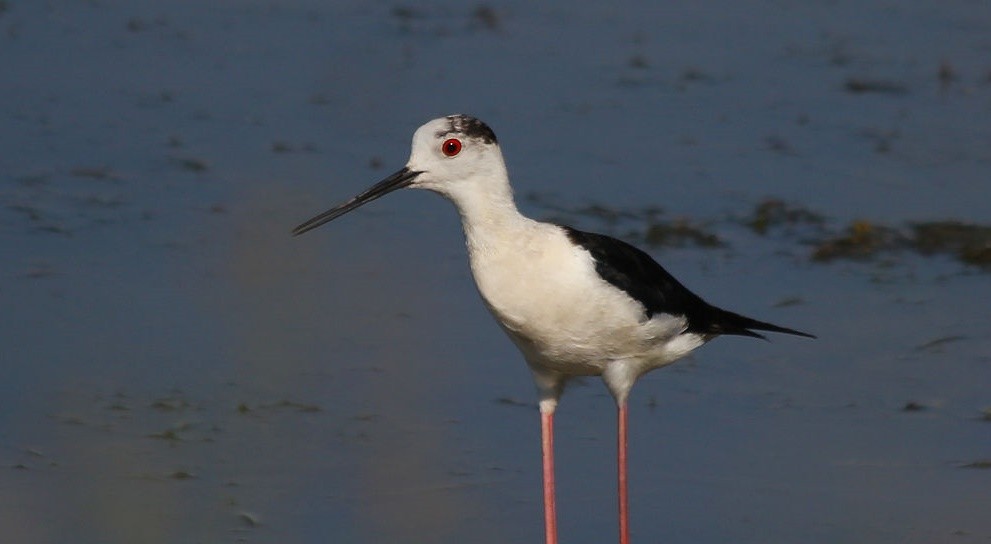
[562,226,814,340]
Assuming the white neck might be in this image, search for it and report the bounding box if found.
[458,181,529,254]
[422,159,531,255]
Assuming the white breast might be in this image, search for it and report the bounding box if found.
[465,221,688,376]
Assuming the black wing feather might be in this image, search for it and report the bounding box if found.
[562,226,814,339]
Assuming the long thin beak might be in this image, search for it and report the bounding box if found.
[292,167,422,236]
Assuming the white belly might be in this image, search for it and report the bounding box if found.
[466,222,692,376]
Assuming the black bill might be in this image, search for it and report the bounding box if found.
[292,167,422,236]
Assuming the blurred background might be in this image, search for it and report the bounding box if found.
[1,1,988,542]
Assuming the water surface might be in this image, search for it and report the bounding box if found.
[2,1,989,543]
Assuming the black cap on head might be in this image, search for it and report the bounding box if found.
[439,114,498,144]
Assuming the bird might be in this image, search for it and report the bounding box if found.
[292,114,814,544]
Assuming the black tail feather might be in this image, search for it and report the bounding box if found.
[697,306,816,340]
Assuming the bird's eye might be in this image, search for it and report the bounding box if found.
[441,138,463,157]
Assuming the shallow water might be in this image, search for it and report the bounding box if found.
[2,1,989,543]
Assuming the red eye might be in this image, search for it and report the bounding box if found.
[441,138,462,157]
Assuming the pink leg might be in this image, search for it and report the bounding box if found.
[618,401,630,544]
[541,410,558,544]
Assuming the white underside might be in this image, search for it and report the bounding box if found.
[463,217,706,407]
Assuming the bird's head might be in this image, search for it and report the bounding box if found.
[292,114,506,236]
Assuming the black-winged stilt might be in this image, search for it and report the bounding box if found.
[292,114,814,544]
